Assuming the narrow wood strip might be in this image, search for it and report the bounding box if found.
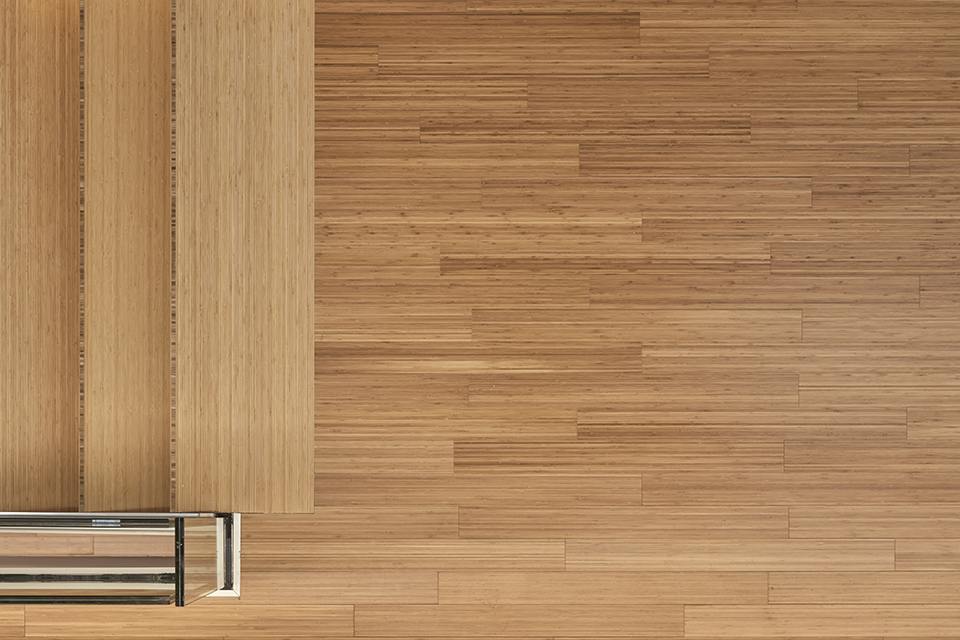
[438,570,768,604]
[468,0,796,12]
[911,144,960,175]
[316,437,454,475]
[242,540,566,571]
[459,506,787,538]
[354,604,682,637]
[472,309,801,344]
[380,45,707,76]
[685,604,960,637]
[769,571,960,604]
[581,144,909,177]
[24,604,354,638]
[0,533,93,557]
[896,539,960,571]
[801,306,960,342]
[711,45,960,79]
[921,275,960,307]
[643,472,960,505]
[567,540,894,571]
[859,78,960,111]
[789,505,960,538]
[908,407,960,439]
[317,13,641,46]
[317,179,482,223]
[241,571,438,604]
[752,112,960,145]
[318,77,527,110]
[773,239,960,275]
[786,441,960,473]
[454,440,784,474]
[0,608,23,637]
[315,474,643,507]
[244,508,459,541]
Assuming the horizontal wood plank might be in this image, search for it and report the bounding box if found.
[789,505,960,538]
[769,571,960,604]
[241,571,438,604]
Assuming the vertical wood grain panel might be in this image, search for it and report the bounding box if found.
[176,0,314,513]
[0,0,80,511]
[83,0,172,512]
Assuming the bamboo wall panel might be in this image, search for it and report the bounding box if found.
[82,0,172,512]
[769,571,960,604]
[0,0,80,512]
[176,0,314,513]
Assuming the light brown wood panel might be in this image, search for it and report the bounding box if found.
[581,144,909,177]
[567,539,894,571]
[468,372,799,410]
[787,441,960,473]
[320,0,465,9]
[752,112,960,145]
[479,177,811,219]
[317,309,473,342]
[812,175,960,211]
[24,602,354,638]
[439,570,768,604]
[318,77,527,111]
[908,408,960,439]
[685,605,960,637]
[643,472,960,505]
[317,178,482,222]
[710,45,960,79]
[243,508,459,540]
[316,374,468,406]
[472,309,801,344]
[317,13,641,46]
[0,533,92,557]
[0,0,79,513]
[380,45,707,76]
[354,604,682,637]
[241,571,438,604]
[529,77,856,111]
[0,607,23,637]
[770,571,960,604]
[801,306,960,342]
[242,540,565,571]
[440,240,771,275]
[83,0,171,512]
[800,386,960,407]
[317,142,580,178]
[315,473,644,508]
[590,274,918,307]
[455,440,783,474]
[316,437,454,475]
[911,144,960,175]
[317,109,420,142]
[578,409,906,441]
[897,539,960,571]
[316,404,577,441]
[459,506,787,538]
[468,0,796,12]
[176,0,314,513]
[421,110,745,144]
[773,239,960,275]
[859,78,960,111]
[789,505,960,538]
[922,275,960,307]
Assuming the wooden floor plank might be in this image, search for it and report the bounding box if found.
[317,142,580,178]
[751,112,960,145]
[908,408,960,440]
[911,144,960,175]
[685,605,960,637]
[0,607,23,637]
[590,274,918,307]
[472,309,801,344]
[24,603,354,638]
[380,45,707,76]
[769,571,960,604]
[317,13,641,46]
[243,508,459,540]
[438,570,768,604]
[581,144,909,177]
[354,604,682,637]
[242,540,566,571]
[801,306,960,342]
[315,474,644,508]
[786,441,960,473]
[578,409,906,441]
[922,276,960,307]
[459,506,787,538]
[318,77,527,111]
[859,78,960,111]
[455,440,783,474]
[316,437,454,475]
[643,472,960,505]
[789,505,960,538]
[567,540,894,571]
[241,571,438,604]
[773,239,960,275]
[468,0,797,12]
[896,539,960,571]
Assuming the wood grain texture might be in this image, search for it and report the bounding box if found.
[0,607,24,637]
[0,0,80,512]
[83,0,171,512]
[769,571,960,604]
[242,571,438,604]
[176,0,314,512]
